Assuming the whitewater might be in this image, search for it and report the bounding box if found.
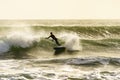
[0,20,120,80]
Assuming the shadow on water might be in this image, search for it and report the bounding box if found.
[0,44,38,59]
[8,46,32,59]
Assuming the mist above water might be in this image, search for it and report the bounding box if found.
[0,27,82,54]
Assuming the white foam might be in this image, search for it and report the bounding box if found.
[0,28,82,54]
[5,32,36,48]
[0,29,42,54]
[59,32,82,51]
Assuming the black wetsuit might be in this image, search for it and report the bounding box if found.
[49,34,60,46]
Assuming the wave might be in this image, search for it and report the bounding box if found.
[82,38,120,48]
[31,26,120,39]
[0,58,120,80]
[0,32,120,59]
[1,20,120,27]
[32,57,120,66]
[0,30,82,59]
[0,26,120,59]
[0,26,120,39]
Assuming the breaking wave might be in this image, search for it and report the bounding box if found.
[0,26,120,59]
[0,28,82,59]
[0,20,120,80]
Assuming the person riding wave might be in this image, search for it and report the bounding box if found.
[47,32,61,46]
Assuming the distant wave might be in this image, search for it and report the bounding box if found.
[31,26,120,39]
[1,26,120,39]
[1,20,120,27]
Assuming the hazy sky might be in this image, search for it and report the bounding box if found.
[0,0,120,19]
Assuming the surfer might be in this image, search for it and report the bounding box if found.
[47,32,61,46]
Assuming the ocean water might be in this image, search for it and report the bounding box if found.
[0,20,120,80]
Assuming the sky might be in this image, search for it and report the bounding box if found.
[0,0,120,19]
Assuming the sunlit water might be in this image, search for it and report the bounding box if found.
[0,20,120,80]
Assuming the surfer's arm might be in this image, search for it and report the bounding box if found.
[46,35,51,39]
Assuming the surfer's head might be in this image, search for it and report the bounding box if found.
[50,32,53,35]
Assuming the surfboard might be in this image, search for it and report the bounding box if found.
[54,46,66,55]
[54,46,65,50]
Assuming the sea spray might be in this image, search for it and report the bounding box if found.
[59,32,82,51]
[0,31,41,54]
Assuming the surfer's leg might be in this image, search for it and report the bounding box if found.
[55,39,60,46]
